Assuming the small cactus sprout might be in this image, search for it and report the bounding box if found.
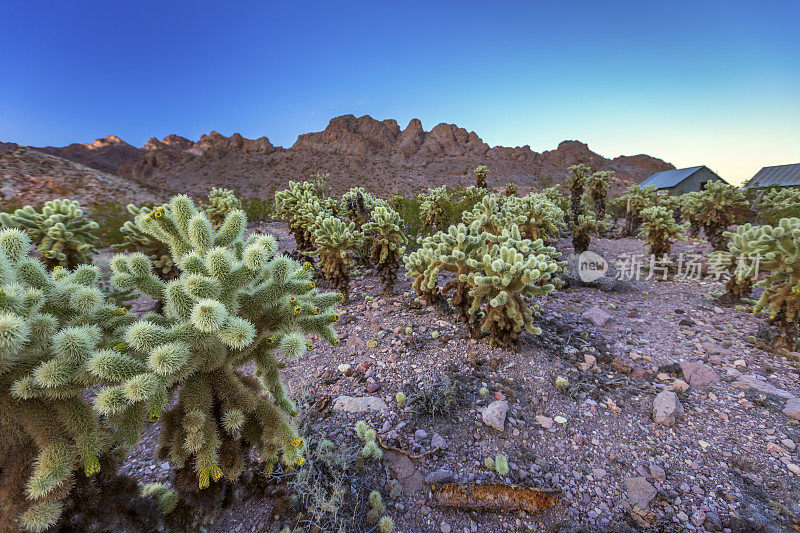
[92,195,340,494]
[112,204,179,280]
[474,165,490,189]
[692,181,748,250]
[309,215,361,304]
[378,516,396,533]
[555,376,570,391]
[367,490,386,523]
[139,482,179,514]
[730,218,800,347]
[0,228,135,532]
[494,454,509,476]
[355,420,382,460]
[484,456,496,471]
[639,205,686,256]
[620,185,658,236]
[395,391,406,409]
[203,187,243,229]
[0,198,99,269]
[479,386,490,397]
[362,206,407,296]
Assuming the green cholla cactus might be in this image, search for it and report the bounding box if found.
[461,194,512,236]
[730,219,800,346]
[275,181,332,250]
[718,223,764,300]
[541,186,569,213]
[395,391,406,409]
[0,199,99,269]
[494,454,509,476]
[758,187,800,225]
[620,185,658,236]
[362,206,407,296]
[418,186,452,231]
[474,165,490,189]
[692,181,748,250]
[309,216,361,304]
[92,195,340,493]
[340,187,380,228]
[571,212,607,254]
[203,188,243,229]
[639,205,686,256]
[0,228,134,532]
[366,490,386,523]
[378,516,396,533]
[586,170,612,221]
[112,204,179,280]
[464,227,559,347]
[566,164,591,225]
[503,194,565,242]
[139,482,179,514]
[355,421,382,460]
[504,183,518,197]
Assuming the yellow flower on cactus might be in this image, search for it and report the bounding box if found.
[296,456,305,466]
[292,437,304,448]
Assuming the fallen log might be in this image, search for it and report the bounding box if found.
[433,483,558,513]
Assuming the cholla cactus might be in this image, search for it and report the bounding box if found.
[0,199,99,269]
[586,170,612,220]
[693,181,748,250]
[418,186,452,231]
[758,187,800,225]
[474,165,490,189]
[571,213,607,254]
[309,216,360,304]
[464,227,559,347]
[354,421,382,460]
[92,195,340,494]
[275,181,332,250]
[541,186,569,212]
[679,192,703,238]
[566,164,591,225]
[639,205,685,256]
[112,204,178,280]
[503,194,565,242]
[340,187,379,228]
[720,223,763,300]
[620,185,658,236]
[203,188,243,229]
[362,206,407,296]
[504,183,518,197]
[734,218,800,347]
[0,228,134,532]
[462,194,516,235]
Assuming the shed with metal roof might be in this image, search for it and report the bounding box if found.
[743,163,800,189]
[639,166,725,194]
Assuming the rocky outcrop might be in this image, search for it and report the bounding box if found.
[35,134,143,175]
[0,147,161,206]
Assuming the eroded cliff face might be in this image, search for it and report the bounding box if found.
[8,114,674,200]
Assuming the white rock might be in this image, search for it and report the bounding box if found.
[332,395,388,413]
[482,400,509,431]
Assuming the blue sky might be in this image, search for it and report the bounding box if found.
[1,1,798,184]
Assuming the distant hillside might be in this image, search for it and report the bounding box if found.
[5,115,675,201]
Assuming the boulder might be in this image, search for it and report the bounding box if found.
[679,361,720,388]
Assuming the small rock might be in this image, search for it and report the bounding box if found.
[649,464,666,482]
[736,375,796,399]
[536,415,554,429]
[592,468,607,480]
[431,433,448,450]
[624,476,657,509]
[787,463,800,476]
[425,469,454,484]
[781,438,796,451]
[582,306,614,327]
[652,390,685,427]
[482,400,509,431]
[440,523,451,533]
[337,363,352,374]
[680,361,720,387]
[611,355,634,374]
[332,395,388,413]
[554,415,568,424]
[784,398,800,420]
[672,379,689,393]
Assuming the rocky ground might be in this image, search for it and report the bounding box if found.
[120,225,800,533]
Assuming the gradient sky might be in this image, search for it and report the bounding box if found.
[2,1,798,184]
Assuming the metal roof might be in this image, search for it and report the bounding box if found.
[744,163,800,189]
[639,166,707,189]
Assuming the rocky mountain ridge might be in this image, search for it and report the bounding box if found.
[4,115,675,201]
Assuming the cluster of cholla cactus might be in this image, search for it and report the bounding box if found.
[340,187,381,229]
[405,194,561,347]
[275,181,333,251]
[566,164,590,226]
[565,165,608,253]
[362,206,407,296]
[95,195,340,495]
[203,187,243,229]
[691,181,748,250]
[503,194,565,242]
[712,223,762,301]
[474,165,490,189]
[638,205,686,256]
[0,199,99,269]
[679,192,703,238]
[309,215,361,304]
[112,204,179,281]
[619,185,658,236]
[0,228,135,532]
[757,187,800,225]
[730,218,800,348]
[418,186,452,231]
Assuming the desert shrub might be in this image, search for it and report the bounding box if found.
[586,170,612,220]
[203,188,243,229]
[388,195,425,241]
[619,185,658,236]
[90,201,132,247]
[309,215,361,304]
[474,165,490,189]
[692,181,748,250]
[112,204,179,281]
[758,187,800,225]
[0,228,136,532]
[241,197,274,222]
[0,199,99,269]
[639,205,685,256]
[93,195,341,497]
[362,206,407,296]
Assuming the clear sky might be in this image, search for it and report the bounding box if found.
[2,1,798,185]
